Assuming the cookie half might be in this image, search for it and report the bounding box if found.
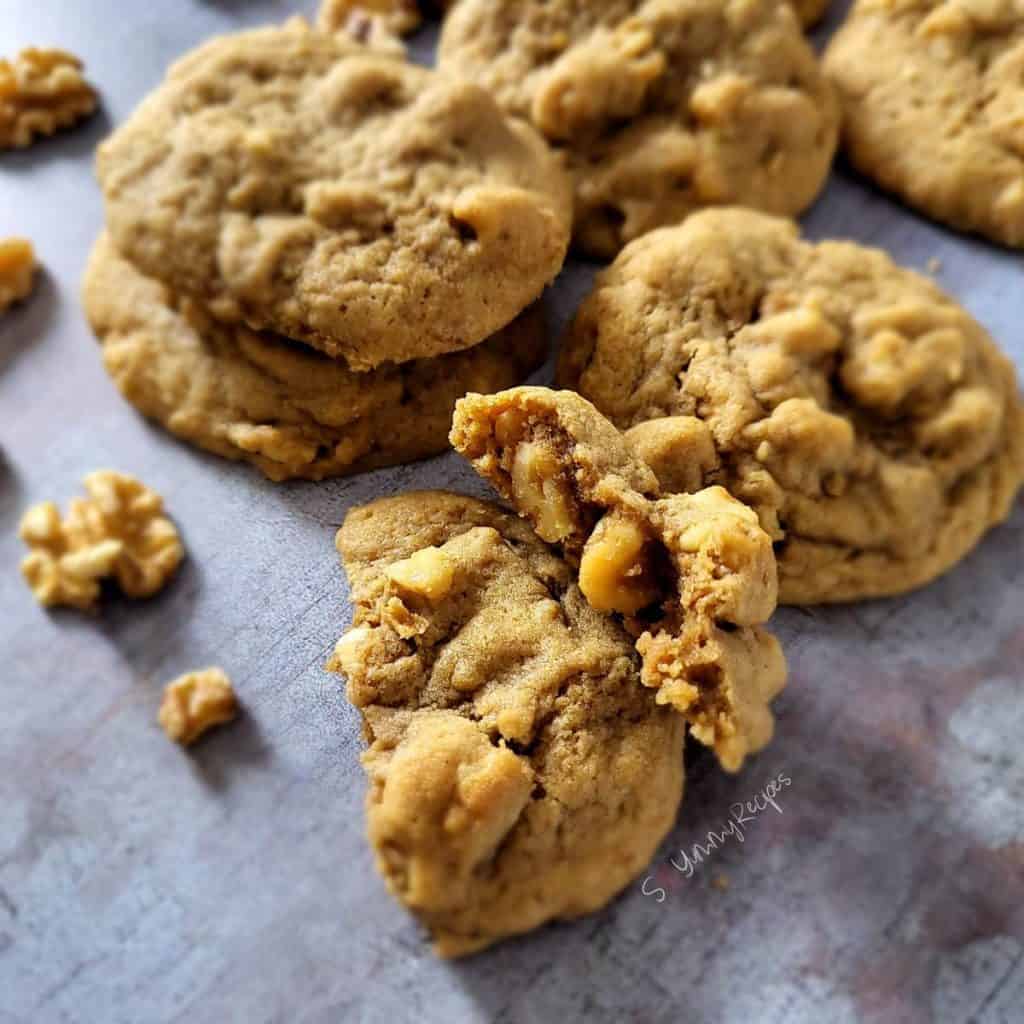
[329,491,684,956]
[824,0,1024,248]
[451,386,787,772]
[97,20,572,369]
[82,234,546,482]
[439,0,838,258]
[558,208,1024,603]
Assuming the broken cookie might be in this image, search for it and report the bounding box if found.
[329,491,684,956]
[450,386,786,773]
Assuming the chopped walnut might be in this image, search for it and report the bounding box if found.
[510,441,576,544]
[386,546,455,601]
[578,511,659,615]
[19,470,184,611]
[159,667,238,746]
[0,238,36,312]
[0,48,97,149]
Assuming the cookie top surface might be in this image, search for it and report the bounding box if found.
[439,0,839,258]
[824,0,1024,248]
[450,386,787,771]
[97,20,572,369]
[558,208,1024,603]
[82,234,546,482]
[330,491,684,956]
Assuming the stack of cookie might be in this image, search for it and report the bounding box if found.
[83,18,573,481]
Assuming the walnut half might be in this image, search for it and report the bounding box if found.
[19,470,184,611]
[0,48,97,149]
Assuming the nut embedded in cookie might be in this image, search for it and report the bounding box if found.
[19,471,184,611]
[450,386,787,773]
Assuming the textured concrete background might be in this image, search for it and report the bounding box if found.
[1,2,1022,1022]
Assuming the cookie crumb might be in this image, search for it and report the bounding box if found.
[0,47,97,149]
[19,471,184,611]
[926,257,942,274]
[711,873,730,892]
[0,238,36,312]
[159,668,238,746]
[318,0,420,38]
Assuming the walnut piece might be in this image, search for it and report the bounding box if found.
[578,511,659,615]
[0,48,97,149]
[0,238,37,312]
[19,470,184,611]
[386,546,455,601]
[159,668,238,746]
[510,441,576,544]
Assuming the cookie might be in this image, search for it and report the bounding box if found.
[558,208,1024,603]
[329,491,684,957]
[97,20,572,370]
[824,0,1024,248]
[83,234,546,482]
[438,0,838,258]
[451,387,787,772]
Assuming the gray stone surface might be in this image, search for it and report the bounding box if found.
[1,3,1022,1022]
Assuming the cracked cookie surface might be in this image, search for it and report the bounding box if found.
[825,0,1024,248]
[82,234,546,482]
[451,387,786,772]
[439,0,838,258]
[97,20,572,370]
[558,208,1024,603]
[329,491,684,957]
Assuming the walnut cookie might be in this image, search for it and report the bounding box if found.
[328,491,685,957]
[825,0,1024,248]
[451,387,787,773]
[557,208,1024,604]
[96,19,572,370]
[82,234,546,483]
[439,0,839,258]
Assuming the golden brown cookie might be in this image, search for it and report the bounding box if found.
[824,0,1024,248]
[439,0,838,258]
[97,20,572,370]
[450,387,787,772]
[82,234,546,482]
[329,491,685,957]
[558,208,1024,603]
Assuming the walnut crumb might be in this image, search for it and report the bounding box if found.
[317,0,420,43]
[0,47,97,149]
[19,470,184,611]
[0,238,36,312]
[159,668,238,746]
